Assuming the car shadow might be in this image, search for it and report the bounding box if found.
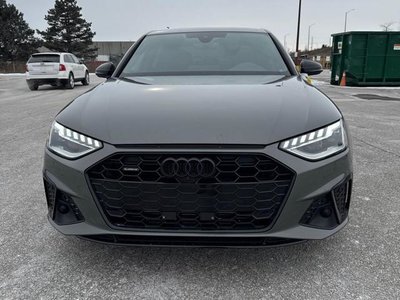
[34,83,88,91]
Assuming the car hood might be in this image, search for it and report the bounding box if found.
[56,76,341,145]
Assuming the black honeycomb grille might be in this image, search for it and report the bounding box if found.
[88,153,293,184]
[87,153,295,231]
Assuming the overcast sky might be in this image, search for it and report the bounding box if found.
[8,0,400,50]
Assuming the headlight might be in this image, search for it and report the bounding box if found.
[48,122,102,159]
[279,120,347,160]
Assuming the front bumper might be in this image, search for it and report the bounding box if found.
[43,142,352,245]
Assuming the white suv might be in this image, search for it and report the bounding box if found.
[26,52,90,90]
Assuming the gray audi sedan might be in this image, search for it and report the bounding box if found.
[43,28,352,247]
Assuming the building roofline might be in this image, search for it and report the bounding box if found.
[32,52,66,55]
[92,41,135,43]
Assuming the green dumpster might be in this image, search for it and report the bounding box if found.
[331,31,400,86]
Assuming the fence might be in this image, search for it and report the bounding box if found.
[0,62,26,73]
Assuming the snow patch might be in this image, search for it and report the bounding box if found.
[0,73,26,76]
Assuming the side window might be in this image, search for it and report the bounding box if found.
[72,55,80,64]
[64,54,72,63]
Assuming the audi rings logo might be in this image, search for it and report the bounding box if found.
[160,158,216,178]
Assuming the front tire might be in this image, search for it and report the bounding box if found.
[81,71,90,85]
[27,81,38,91]
[65,73,75,89]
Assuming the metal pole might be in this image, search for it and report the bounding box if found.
[295,0,302,65]
[307,23,315,51]
[344,9,355,32]
[284,34,290,51]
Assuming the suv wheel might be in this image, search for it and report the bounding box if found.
[81,71,90,85]
[27,81,38,91]
[65,73,75,89]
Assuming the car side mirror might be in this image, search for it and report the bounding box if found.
[79,59,84,64]
[95,62,116,78]
[300,60,323,76]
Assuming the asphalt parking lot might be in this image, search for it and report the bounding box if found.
[0,73,399,299]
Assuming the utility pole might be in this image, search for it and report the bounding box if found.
[344,9,355,32]
[284,34,290,51]
[307,23,315,51]
[295,0,302,66]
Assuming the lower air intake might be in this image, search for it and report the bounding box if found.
[300,178,352,229]
[43,176,84,225]
[332,180,351,223]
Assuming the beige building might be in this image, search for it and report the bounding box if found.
[301,46,332,69]
[91,41,134,63]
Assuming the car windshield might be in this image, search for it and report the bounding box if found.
[120,31,290,77]
[28,54,60,63]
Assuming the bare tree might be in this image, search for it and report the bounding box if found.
[380,22,395,31]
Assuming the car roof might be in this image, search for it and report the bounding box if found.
[147,27,270,35]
